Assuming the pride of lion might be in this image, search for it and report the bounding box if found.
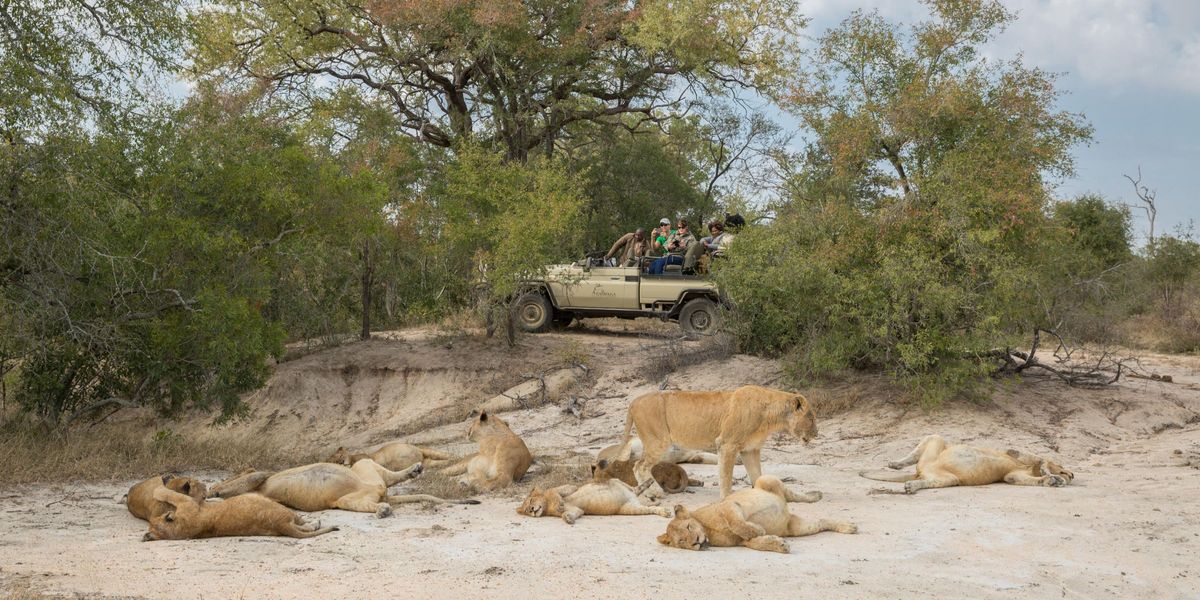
[122,385,1073,553]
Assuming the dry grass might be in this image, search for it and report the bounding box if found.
[0,581,60,600]
[641,334,734,384]
[402,454,592,503]
[0,419,315,487]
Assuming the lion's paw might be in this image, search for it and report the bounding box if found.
[375,504,393,519]
[903,481,921,494]
[837,523,858,534]
[657,507,673,518]
[1044,474,1067,488]
[411,463,424,476]
[753,535,790,554]
[887,461,905,470]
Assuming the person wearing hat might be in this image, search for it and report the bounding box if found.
[652,218,674,256]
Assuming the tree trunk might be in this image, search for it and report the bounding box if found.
[360,238,373,341]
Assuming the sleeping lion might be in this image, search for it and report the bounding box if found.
[860,434,1075,493]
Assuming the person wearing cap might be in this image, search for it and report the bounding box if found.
[648,219,697,275]
[652,217,674,256]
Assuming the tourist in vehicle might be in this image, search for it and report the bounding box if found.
[604,228,650,266]
[648,220,697,275]
[652,218,674,255]
[701,221,733,256]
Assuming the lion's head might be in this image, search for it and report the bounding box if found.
[517,487,549,518]
[788,394,817,443]
[143,488,203,542]
[1007,449,1075,484]
[467,411,509,442]
[657,505,709,551]
[161,474,207,503]
[324,447,352,466]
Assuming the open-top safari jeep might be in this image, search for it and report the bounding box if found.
[513,255,724,336]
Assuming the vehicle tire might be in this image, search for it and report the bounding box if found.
[678,297,721,337]
[513,292,553,333]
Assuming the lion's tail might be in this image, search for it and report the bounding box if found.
[615,409,636,462]
[858,470,918,483]
[418,447,455,465]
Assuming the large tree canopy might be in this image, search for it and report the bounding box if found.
[193,0,801,160]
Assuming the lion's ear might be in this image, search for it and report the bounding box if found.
[180,481,191,495]
[161,473,175,485]
[657,533,671,546]
[673,504,688,518]
[1005,449,1021,459]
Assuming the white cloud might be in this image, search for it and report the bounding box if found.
[997,0,1200,94]
[800,0,1200,95]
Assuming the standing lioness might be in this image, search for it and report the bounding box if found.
[618,386,817,498]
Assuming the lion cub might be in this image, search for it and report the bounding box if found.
[859,434,1075,493]
[596,458,701,494]
[441,411,533,491]
[124,474,207,521]
[517,459,672,524]
[658,476,851,553]
[144,488,338,541]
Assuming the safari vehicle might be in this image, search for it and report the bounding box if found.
[513,256,724,336]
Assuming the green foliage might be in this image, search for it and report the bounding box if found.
[718,0,1092,403]
[1,91,387,424]
[1145,235,1200,318]
[0,0,182,130]
[435,146,588,301]
[192,0,801,160]
[1053,195,1133,269]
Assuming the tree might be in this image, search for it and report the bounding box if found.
[716,0,1093,403]
[1052,195,1133,269]
[192,0,802,161]
[0,0,182,130]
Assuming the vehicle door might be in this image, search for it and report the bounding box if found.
[564,264,639,309]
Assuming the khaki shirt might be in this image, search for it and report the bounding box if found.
[605,232,650,265]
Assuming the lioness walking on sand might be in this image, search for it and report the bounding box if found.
[617,385,819,499]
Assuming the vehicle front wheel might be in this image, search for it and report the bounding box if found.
[678,297,721,337]
[513,292,553,333]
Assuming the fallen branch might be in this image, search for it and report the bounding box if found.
[988,329,1132,388]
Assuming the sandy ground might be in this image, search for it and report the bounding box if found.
[2,324,1199,599]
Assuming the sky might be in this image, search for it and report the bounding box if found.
[797,0,1200,245]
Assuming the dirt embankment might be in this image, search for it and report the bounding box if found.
[2,322,1199,599]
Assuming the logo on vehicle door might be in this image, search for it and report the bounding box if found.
[591,285,616,297]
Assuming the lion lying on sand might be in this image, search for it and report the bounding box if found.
[594,458,701,494]
[517,459,672,524]
[657,476,851,553]
[859,434,1075,493]
[144,488,337,541]
[209,459,478,518]
[325,442,455,471]
[124,474,207,521]
[440,411,533,490]
[618,385,817,499]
